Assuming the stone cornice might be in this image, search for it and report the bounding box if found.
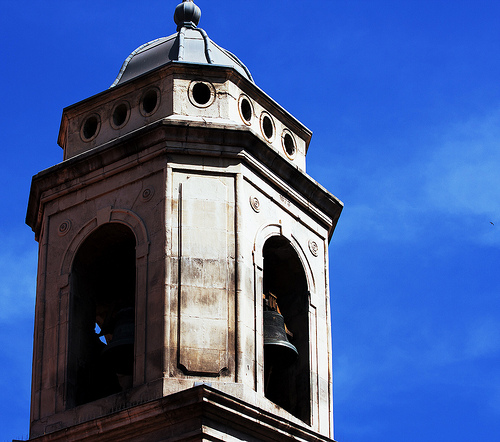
[28,385,336,441]
[27,119,342,241]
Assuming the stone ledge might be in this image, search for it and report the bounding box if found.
[29,385,335,442]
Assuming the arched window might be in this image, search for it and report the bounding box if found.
[67,223,136,407]
[262,236,311,424]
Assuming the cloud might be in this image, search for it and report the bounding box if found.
[0,231,37,323]
[464,316,500,359]
[334,306,500,413]
[424,109,500,219]
[327,107,500,246]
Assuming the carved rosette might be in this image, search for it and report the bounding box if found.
[58,220,72,236]
[250,196,261,213]
[141,186,155,202]
[308,239,319,257]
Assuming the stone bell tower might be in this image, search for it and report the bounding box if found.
[26,1,342,440]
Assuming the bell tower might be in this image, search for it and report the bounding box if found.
[26,1,343,440]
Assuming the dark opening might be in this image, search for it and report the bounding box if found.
[263,236,311,424]
[142,89,159,115]
[82,115,99,141]
[283,133,296,157]
[192,82,211,105]
[112,103,129,127]
[68,223,136,408]
[240,97,252,122]
[262,115,274,139]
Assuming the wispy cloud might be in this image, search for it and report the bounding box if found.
[424,110,500,216]
[335,309,500,413]
[423,109,500,245]
[0,231,37,323]
[464,316,500,359]
[327,107,500,246]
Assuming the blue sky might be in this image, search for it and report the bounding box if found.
[1,1,499,441]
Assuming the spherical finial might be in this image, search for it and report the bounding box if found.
[174,0,201,30]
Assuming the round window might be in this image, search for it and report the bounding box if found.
[140,88,160,116]
[282,130,297,159]
[188,81,215,108]
[111,102,130,129]
[238,95,253,125]
[260,113,275,142]
[80,114,101,142]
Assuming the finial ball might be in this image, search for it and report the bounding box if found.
[174,0,201,29]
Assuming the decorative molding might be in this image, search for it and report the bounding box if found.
[308,240,319,257]
[249,196,261,213]
[58,220,72,236]
[141,186,155,202]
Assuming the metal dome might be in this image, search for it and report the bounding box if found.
[111,0,253,87]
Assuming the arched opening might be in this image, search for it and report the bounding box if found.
[263,236,311,424]
[67,223,136,407]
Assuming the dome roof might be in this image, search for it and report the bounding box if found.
[111,0,253,87]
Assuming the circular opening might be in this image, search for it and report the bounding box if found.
[240,97,252,122]
[142,89,159,115]
[192,82,212,105]
[262,115,274,139]
[112,103,129,128]
[283,133,296,158]
[82,115,99,141]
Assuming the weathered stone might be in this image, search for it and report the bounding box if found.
[25,2,342,440]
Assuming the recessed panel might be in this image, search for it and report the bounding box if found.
[175,173,234,375]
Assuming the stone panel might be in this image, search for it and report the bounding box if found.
[175,173,235,375]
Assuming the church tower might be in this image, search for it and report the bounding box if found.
[26,1,343,440]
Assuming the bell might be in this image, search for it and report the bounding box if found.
[263,310,298,368]
[101,307,135,375]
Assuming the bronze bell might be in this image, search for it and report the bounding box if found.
[101,307,135,375]
[263,310,298,368]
